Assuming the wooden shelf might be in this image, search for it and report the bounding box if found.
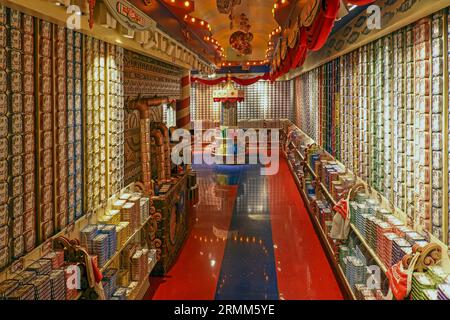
[128,256,157,300]
[100,215,153,273]
[128,277,150,301]
[350,224,388,274]
[288,152,389,277]
[286,158,356,300]
[318,181,337,206]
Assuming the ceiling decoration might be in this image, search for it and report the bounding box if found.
[229,31,253,55]
[216,0,242,14]
[118,0,376,77]
[269,0,375,81]
[229,13,253,56]
[193,0,278,63]
[182,15,212,33]
[160,0,195,14]
[220,60,267,67]
[129,0,222,64]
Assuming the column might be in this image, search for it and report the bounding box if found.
[176,69,191,130]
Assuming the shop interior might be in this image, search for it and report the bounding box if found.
[0,0,449,301]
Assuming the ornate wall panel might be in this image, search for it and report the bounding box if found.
[123,50,182,186]
[123,50,182,100]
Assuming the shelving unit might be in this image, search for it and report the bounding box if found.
[285,152,356,300]
[350,225,388,274]
[0,212,92,283]
[0,180,156,301]
[285,124,450,295]
[100,215,153,273]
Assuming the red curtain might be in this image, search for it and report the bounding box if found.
[191,77,228,85]
[270,0,341,80]
[346,0,375,5]
[191,73,270,86]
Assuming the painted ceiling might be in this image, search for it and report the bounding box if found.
[129,0,369,70]
[192,0,279,62]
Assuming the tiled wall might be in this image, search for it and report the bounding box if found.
[191,81,294,122]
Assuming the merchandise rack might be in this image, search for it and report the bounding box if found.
[289,140,390,273]
[284,123,450,298]
[284,149,356,300]
[0,182,155,299]
[99,214,153,273]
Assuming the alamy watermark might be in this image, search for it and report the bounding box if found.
[367,5,381,30]
[366,265,381,290]
[66,5,81,30]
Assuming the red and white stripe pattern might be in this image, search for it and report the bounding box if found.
[176,70,191,129]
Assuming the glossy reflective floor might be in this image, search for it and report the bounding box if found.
[144,159,343,300]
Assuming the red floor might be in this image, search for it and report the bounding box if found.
[145,158,343,300]
[145,168,238,300]
[268,160,343,300]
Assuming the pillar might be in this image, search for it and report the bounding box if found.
[176,70,191,130]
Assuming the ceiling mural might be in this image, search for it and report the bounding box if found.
[126,0,375,77]
[195,0,278,61]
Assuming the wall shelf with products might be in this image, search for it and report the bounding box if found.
[284,123,450,300]
[284,154,357,300]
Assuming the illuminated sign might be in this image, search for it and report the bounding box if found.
[102,0,156,31]
[116,1,145,27]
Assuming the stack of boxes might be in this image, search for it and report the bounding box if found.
[430,12,445,241]
[413,18,432,232]
[107,44,125,198]
[38,19,54,242]
[102,268,118,300]
[0,251,72,300]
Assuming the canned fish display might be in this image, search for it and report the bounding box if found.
[429,13,445,240]
[293,9,450,248]
[37,19,54,242]
[108,44,125,197]
[0,0,448,302]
